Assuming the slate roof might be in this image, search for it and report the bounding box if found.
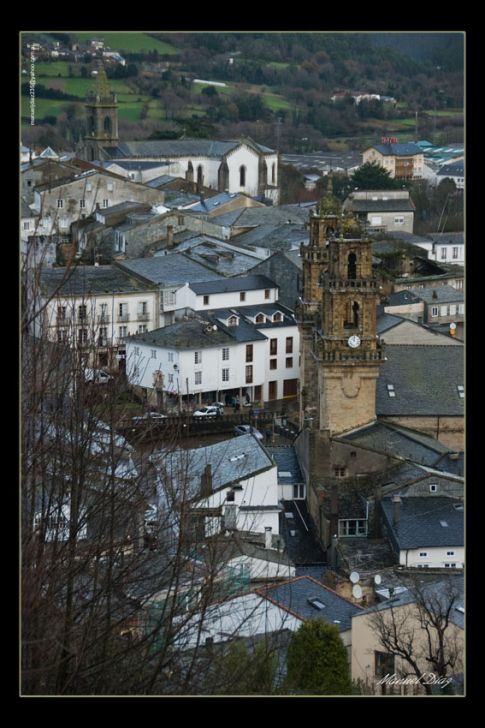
[113,139,238,158]
[357,574,464,629]
[386,290,423,306]
[376,313,405,334]
[162,190,201,208]
[22,199,33,217]
[40,265,156,297]
[117,254,222,287]
[408,285,463,304]
[174,238,260,276]
[437,161,464,177]
[370,143,422,156]
[107,160,169,171]
[427,232,464,246]
[188,192,241,212]
[150,433,274,500]
[190,275,277,295]
[350,199,415,212]
[96,201,150,217]
[258,576,362,632]
[268,447,304,485]
[130,319,238,349]
[146,174,179,188]
[220,205,310,228]
[380,496,464,550]
[231,223,309,251]
[339,422,455,469]
[279,501,326,566]
[377,345,464,416]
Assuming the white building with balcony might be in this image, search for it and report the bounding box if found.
[39,265,160,370]
[125,301,299,408]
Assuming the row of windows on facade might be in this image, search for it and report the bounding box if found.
[430,303,464,317]
[202,290,273,307]
[57,302,151,320]
[439,247,461,259]
[185,162,276,188]
[56,198,111,208]
[58,325,148,343]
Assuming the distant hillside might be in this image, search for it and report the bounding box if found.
[368,32,464,71]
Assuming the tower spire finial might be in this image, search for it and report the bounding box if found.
[96,65,110,99]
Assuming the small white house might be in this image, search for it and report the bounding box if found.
[149,433,281,538]
[380,496,464,569]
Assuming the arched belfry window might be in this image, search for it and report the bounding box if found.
[271,163,276,184]
[348,252,357,280]
[186,161,194,182]
[103,116,112,135]
[239,165,246,187]
[197,165,204,188]
[352,301,360,327]
[218,161,229,191]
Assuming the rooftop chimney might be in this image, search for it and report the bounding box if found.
[264,526,272,550]
[200,463,212,498]
[167,224,174,248]
[392,495,402,527]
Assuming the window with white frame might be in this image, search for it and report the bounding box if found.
[80,199,86,209]
[429,484,438,493]
[119,326,127,338]
[168,352,174,362]
[452,247,459,259]
[107,183,114,192]
[440,305,448,316]
[339,519,367,536]
[57,199,64,208]
[440,247,447,259]
[293,484,305,499]
[394,216,404,225]
[449,304,456,316]
[431,306,439,317]
[134,346,139,355]
[168,373,174,384]
[447,551,455,556]
[458,303,464,314]
[151,350,157,359]
[138,325,148,333]
[419,552,428,557]
[444,563,457,568]
[195,351,202,364]
[23,221,30,230]
[222,368,229,382]
[457,385,464,398]
[86,183,92,192]
[102,199,109,208]
[195,371,202,385]
[222,347,229,361]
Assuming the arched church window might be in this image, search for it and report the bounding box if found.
[348,252,357,280]
[271,163,276,184]
[239,165,246,187]
[197,165,204,187]
[103,116,112,135]
[352,300,360,327]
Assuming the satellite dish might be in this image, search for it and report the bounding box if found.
[352,584,363,600]
[374,574,382,585]
[350,571,360,584]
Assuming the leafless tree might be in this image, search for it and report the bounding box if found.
[21,263,289,694]
[368,576,464,695]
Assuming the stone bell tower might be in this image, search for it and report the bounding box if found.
[315,223,384,436]
[82,67,119,161]
[296,177,342,427]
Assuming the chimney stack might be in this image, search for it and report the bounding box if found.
[167,225,174,248]
[200,463,212,498]
[392,495,402,527]
[264,526,272,550]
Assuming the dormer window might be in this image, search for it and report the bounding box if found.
[228,315,238,326]
[255,313,265,324]
[273,312,283,322]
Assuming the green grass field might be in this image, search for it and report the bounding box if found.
[22,97,68,120]
[261,93,291,111]
[72,32,179,54]
[34,61,72,77]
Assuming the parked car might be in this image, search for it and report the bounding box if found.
[84,368,113,384]
[131,411,168,422]
[233,424,264,440]
[193,405,222,418]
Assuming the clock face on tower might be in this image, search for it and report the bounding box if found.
[348,335,361,349]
